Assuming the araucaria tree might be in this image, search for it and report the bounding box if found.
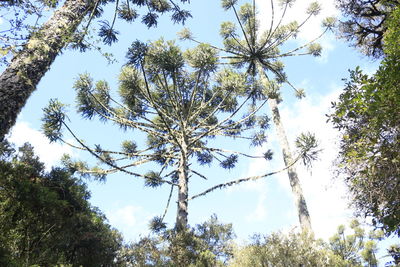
[179,0,334,231]
[42,39,302,231]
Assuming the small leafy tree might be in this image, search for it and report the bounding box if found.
[43,39,311,230]
[179,0,333,231]
[229,231,346,267]
[229,220,389,267]
[329,220,384,266]
[121,215,235,266]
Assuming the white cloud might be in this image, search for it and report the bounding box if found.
[256,0,338,59]
[246,191,268,222]
[8,121,73,169]
[106,205,152,242]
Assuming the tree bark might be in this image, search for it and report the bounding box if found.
[257,64,312,231]
[176,138,189,231]
[268,98,312,231]
[0,0,96,140]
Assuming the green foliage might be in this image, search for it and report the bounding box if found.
[117,2,139,22]
[330,8,400,235]
[330,66,400,236]
[42,38,275,230]
[118,217,397,267]
[99,20,120,45]
[0,0,62,65]
[121,140,137,155]
[144,171,164,188]
[328,220,383,266]
[0,0,192,65]
[307,1,322,15]
[0,140,123,266]
[335,0,399,58]
[308,43,323,56]
[228,220,394,267]
[295,132,321,169]
[221,0,238,11]
[383,3,400,57]
[220,154,238,169]
[184,43,218,72]
[121,215,235,266]
[198,0,331,101]
[387,244,400,265]
[229,231,346,267]
[41,99,67,142]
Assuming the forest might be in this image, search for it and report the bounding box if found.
[0,0,399,266]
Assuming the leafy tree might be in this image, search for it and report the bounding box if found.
[180,0,331,231]
[229,220,390,267]
[0,140,124,266]
[328,220,384,266]
[121,215,235,266]
[335,0,399,58]
[42,38,310,231]
[229,230,347,267]
[329,7,400,236]
[0,0,191,141]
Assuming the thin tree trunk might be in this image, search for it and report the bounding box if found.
[176,138,189,231]
[257,64,312,231]
[0,0,96,140]
[268,98,312,231]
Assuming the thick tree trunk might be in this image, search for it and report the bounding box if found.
[0,0,95,140]
[257,64,312,231]
[268,98,312,231]
[176,139,189,231]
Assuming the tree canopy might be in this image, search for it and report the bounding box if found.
[0,140,124,266]
[335,0,399,58]
[330,6,400,236]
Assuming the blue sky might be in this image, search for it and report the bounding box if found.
[3,0,399,263]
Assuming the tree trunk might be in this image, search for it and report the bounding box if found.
[176,139,189,231]
[0,0,96,140]
[257,64,312,231]
[268,98,312,231]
